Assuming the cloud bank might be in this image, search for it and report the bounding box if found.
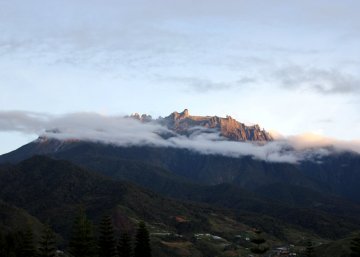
[0,111,359,163]
[274,65,360,95]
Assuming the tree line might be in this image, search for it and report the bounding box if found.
[0,209,152,257]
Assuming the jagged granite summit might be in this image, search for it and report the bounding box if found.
[132,109,272,142]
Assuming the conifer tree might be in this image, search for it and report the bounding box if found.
[134,221,151,257]
[118,232,132,257]
[350,232,360,257]
[69,208,98,257]
[250,229,268,256]
[98,215,117,257]
[21,225,37,257]
[38,224,57,257]
[305,239,315,257]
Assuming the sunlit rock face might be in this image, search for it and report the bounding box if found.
[160,109,273,142]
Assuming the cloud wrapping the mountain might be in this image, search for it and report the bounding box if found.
[285,133,360,154]
[0,111,359,163]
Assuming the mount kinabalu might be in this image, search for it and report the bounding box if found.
[1,112,360,256]
[132,109,273,142]
[1,109,360,205]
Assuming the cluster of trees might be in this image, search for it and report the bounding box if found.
[0,210,152,257]
[69,210,151,257]
[0,224,56,257]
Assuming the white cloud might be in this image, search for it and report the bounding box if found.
[285,132,360,153]
[274,65,360,94]
[0,111,359,163]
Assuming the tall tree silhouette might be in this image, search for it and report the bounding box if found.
[69,208,98,257]
[134,221,151,257]
[22,225,37,257]
[98,215,117,257]
[38,224,57,257]
[118,232,132,257]
[305,239,315,257]
[250,229,268,256]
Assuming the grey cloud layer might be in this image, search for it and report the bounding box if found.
[158,76,257,92]
[1,0,359,98]
[274,66,360,94]
[1,0,359,68]
[1,111,359,163]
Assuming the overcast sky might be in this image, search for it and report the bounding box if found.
[0,0,359,154]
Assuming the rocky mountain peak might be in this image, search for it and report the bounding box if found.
[128,109,271,142]
[161,109,272,142]
[170,109,190,120]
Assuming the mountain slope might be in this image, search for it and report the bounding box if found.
[2,139,360,240]
[0,199,44,234]
[0,156,221,235]
[3,149,360,239]
[301,153,360,203]
[1,156,315,256]
[25,141,327,191]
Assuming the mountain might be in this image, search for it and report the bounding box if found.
[4,139,354,198]
[300,153,360,203]
[0,199,48,257]
[0,156,217,235]
[1,110,360,255]
[2,155,333,257]
[0,199,44,234]
[0,140,322,190]
[2,141,360,239]
[132,109,273,141]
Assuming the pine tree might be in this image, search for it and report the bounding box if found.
[69,208,98,257]
[118,232,132,257]
[98,215,117,257]
[134,221,151,257]
[21,225,37,257]
[305,239,315,257]
[350,233,360,257]
[38,224,57,257]
[250,229,268,256]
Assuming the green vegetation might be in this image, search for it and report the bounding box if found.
[99,215,118,257]
[305,239,315,257]
[350,232,360,257]
[250,229,269,256]
[0,230,25,257]
[0,155,360,256]
[117,232,132,257]
[69,208,98,257]
[21,225,37,257]
[38,224,57,257]
[39,143,360,239]
[0,211,153,257]
[134,221,151,257]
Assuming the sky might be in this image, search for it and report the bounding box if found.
[0,0,359,155]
